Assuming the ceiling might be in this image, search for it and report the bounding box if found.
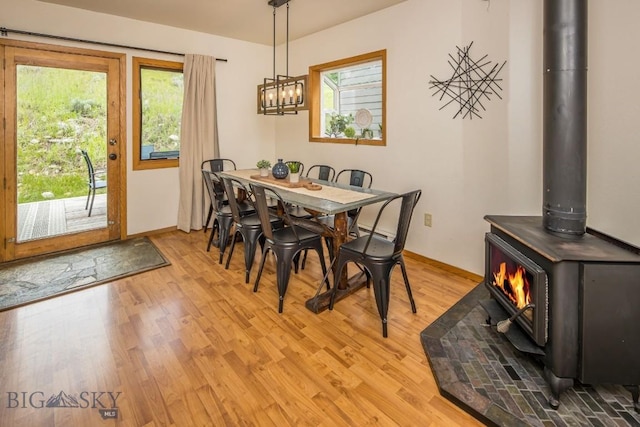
[37,0,407,46]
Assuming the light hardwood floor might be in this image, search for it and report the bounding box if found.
[0,230,485,426]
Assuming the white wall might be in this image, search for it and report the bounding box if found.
[587,0,640,247]
[4,0,276,234]
[276,0,640,274]
[6,0,640,274]
[279,0,514,274]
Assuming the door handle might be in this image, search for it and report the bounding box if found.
[109,153,117,160]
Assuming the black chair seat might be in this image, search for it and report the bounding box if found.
[272,225,322,244]
[340,236,395,260]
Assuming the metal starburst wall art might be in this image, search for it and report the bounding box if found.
[429,42,506,119]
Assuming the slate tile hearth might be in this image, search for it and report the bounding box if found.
[420,285,640,427]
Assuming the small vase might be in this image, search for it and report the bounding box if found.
[271,158,289,179]
[289,172,299,183]
[260,168,269,177]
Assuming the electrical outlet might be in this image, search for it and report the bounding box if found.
[424,213,432,227]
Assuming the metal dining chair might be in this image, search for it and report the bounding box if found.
[329,189,422,337]
[202,158,237,233]
[221,176,283,284]
[80,149,107,217]
[202,170,254,263]
[251,183,330,313]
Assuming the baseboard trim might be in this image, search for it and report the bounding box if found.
[128,226,178,240]
[403,250,483,283]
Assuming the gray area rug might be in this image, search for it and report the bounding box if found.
[0,237,170,311]
[17,200,67,241]
[421,284,640,427]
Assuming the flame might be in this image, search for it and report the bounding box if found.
[492,262,531,309]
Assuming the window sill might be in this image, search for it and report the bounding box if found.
[132,158,179,171]
[309,136,385,146]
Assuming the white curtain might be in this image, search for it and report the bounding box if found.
[177,54,219,232]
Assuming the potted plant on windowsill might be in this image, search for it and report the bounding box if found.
[256,160,271,177]
[286,161,301,183]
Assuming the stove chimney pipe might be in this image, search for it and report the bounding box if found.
[542,0,588,235]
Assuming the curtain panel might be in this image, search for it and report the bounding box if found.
[177,54,220,232]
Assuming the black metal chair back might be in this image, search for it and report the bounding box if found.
[201,159,236,230]
[335,169,373,188]
[201,158,236,172]
[201,170,235,262]
[220,176,253,224]
[334,168,373,236]
[306,164,336,181]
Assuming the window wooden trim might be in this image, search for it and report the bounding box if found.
[308,50,386,146]
[132,57,183,170]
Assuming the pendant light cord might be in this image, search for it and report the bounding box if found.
[272,5,276,79]
[286,2,289,77]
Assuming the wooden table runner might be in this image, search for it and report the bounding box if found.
[225,169,376,204]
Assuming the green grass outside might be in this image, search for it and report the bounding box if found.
[16,64,181,203]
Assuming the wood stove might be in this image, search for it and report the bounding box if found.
[481,0,640,412]
[482,215,640,411]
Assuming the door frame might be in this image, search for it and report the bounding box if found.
[0,38,127,262]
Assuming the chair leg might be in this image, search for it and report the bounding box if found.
[293,252,300,274]
[371,276,391,338]
[225,231,238,267]
[242,229,262,284]
[253,247,269,293]
[302,237,333,271]
[85,188,91,210]
[88,188,96,217]
[206,219,219,252]
[217,217,233,264]
[275,253,295,313]
[204,205,213,233]
[369,265,394,338]
[399,258,417,313]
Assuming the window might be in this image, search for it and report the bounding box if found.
[309,50,386,146]
[132,57,184,170]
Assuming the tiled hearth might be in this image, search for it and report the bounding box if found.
[420,285,640,427]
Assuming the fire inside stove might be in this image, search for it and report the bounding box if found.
[491,260,533,322]
[484,232,548,346]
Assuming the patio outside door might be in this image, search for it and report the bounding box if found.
[0,41,125,262]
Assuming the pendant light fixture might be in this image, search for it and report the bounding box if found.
[257,0,307,115]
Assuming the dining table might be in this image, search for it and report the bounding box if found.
[218,168,397,312]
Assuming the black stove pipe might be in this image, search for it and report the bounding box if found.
[542,0,588,235]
